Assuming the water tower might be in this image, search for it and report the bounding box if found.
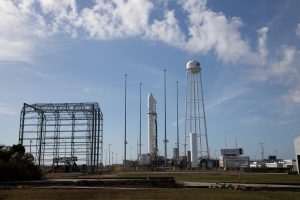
[184,60,210,167]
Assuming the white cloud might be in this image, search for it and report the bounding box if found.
[38,0,79,37]
[147,10,185,48]
[78,0,153,39]
[270,46,298,79]
[180,0,258,64]
[241,116,263,126]
[0,38,33,62]
[0,0,48,61]
[0,103,15,115]
[0,0,298,72]
[296,23,300,38]
[257,27,269,65]
[0,0,263,64]
[252,45,299,83]
[206,84,249,110]
[250,44,300,104]
[83,86,103,95]
[283,88,300,104]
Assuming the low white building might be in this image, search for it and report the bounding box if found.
[294,136,300,173]
[265,162,283,168]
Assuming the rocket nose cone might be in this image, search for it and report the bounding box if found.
[148,93,153,99]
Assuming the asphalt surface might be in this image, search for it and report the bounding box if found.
[2,178,300,191]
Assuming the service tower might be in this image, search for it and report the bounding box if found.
[148,93,158,155]
[184,60,210,167]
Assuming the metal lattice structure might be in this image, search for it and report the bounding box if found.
[184,60,210,167]
[18,103,103,173]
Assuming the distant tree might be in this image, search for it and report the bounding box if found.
[11,143,25,155]
[0,144,42,181]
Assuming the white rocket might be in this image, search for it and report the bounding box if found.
[148,93,158,155]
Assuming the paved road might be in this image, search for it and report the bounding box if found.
[2,178,300,191]
[182,181,300,191]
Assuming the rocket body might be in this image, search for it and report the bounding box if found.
[148,93,157,155]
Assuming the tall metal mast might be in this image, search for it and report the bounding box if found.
[164,69,168,164]
[176,80,179,163]
[260,142,265,161]
[124,74,127,169]
[139,82,142,158]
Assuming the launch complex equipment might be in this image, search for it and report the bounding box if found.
[18,103,103,173]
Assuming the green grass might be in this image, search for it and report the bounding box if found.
[0,188,299,200]
[2,172,299,200]
[44,171,300,184]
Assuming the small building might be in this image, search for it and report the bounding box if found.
[219,148,249,170]
[294,136,300,173]
[250,161,262,168]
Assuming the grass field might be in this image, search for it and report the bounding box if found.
[45,171,300,184]
[0,188,300,200]
[1,172,299,199]
[115,171,300,184]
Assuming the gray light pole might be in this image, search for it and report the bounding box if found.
[164,69,168,165]
[108,144,112,165]
[176,81,179,162]
[214,149,218,159]
[260,142,265,161]
[62,140,66,157]
[116,152,119,164]
[29,139,32,154]
[105,148,108,166]
[139,82,142,158]
[124,74,127,170]
[130,147,132,160]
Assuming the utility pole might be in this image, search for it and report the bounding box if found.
[29,139,32,154]
[105,148,107,166]
[274,149,278,157]
[163,69,168,166]
[214,149,217,159]
[130,147,132,160]
[64,140,66,157]
[259,142,265,161]
[124,74,127,170]
[139,82,142,158]
[116,152,119,164]
[136,139,138,160]
[108,144,112,165]
[176,80,179,165]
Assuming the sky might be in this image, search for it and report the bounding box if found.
[0,0,300,163]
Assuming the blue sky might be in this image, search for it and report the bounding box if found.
[0,0,300,163]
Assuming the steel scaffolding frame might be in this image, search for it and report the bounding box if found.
[18,102,103,173]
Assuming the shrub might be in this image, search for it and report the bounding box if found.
[0,144,42,181]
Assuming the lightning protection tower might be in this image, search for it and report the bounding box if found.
[184,60,210,167]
